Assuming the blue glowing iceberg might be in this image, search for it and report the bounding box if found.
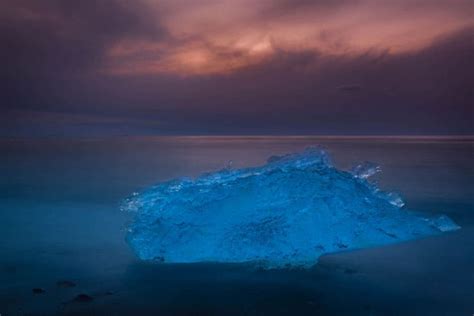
[123,148,459,268]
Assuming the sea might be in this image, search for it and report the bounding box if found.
[0,136,472,315]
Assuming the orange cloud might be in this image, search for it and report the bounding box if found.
[105,0,473,76]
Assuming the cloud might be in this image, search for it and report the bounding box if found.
[0,0,165,113]
[0,1,472,136]
[0,0,161,75]
[2,0,472,78]
[106,0,473,75]
[110,26,472,135]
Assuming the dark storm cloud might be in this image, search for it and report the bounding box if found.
[0,0,472,136]
[0,0,161,75]
[113,27,472,135]
[0,0,164,113]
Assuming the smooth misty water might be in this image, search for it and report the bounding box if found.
[0,136,473,315]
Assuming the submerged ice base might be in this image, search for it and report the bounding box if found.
[123,148,460,268]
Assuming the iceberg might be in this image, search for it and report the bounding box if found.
[122,147,460,268]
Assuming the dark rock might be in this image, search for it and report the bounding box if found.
[73,294,93,302]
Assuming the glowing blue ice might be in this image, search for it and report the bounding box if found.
[123,148,460,268]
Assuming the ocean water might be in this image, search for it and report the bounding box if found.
[0,136,472,315]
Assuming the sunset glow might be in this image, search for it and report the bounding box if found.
[103,0,473,75]
[1,0,472,136]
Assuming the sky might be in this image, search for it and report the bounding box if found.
[1,0,473,137]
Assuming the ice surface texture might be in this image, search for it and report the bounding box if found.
[123,148,460,268]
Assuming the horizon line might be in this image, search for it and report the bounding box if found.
[1,134,474,142]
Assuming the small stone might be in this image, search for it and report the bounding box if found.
[74,294,94,302]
